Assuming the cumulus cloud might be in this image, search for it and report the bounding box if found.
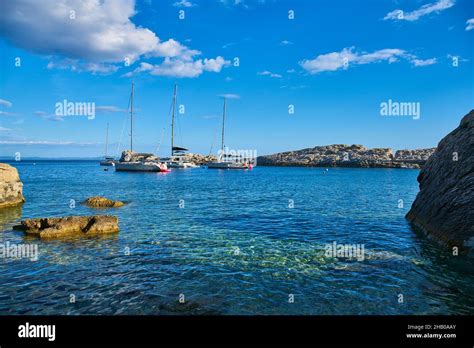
[384,0,455,22]
[125,56,230,78]
[466,18,474,31]
[300,47,436,74]
[257,70,282,78]
[0,0,226,77]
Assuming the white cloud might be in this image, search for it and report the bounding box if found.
[466,18,474,31]
[126,56,230,78]
[0,0,223,77]
[218,94,240,99]
[173,0,196,7]
[300,47,436,74]
[411,58,437,66]
[96,106,128,113]
[34,111,63,122]
[384,0,455,22]
[257,70,282,78]
[0,99,12,108]
[0,127,12,132]
[280,40,293,45]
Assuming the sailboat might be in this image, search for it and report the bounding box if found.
[163,84,197,169]
[114,82,169,172]
[99,122,115,166]
[207,97,252,170]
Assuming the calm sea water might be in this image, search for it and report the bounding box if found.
[0,160,473,315]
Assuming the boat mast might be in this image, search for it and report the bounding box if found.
[130,81,134,152]
[221,97,226,159]
[105,122,109,157]
[171,84,177,157]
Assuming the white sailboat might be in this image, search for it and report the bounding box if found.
[99,122,115,166]
[115,82,169,173]
[207,97,252,170]
[163,84,197,169]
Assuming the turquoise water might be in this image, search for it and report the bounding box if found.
[0,161,473,315]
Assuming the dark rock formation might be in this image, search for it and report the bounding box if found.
[84,196,125,208]
[257,144,435,168]
[14,215,119,239]
[0,163,25,208]
[406,110,474,250]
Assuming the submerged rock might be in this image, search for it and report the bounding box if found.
[0,163,25,208]
[14,215,119,239]
[257,144,435,168]
[406,110,474,250]
[84,196,124,208]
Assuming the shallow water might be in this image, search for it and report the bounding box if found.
[0,161,473,315]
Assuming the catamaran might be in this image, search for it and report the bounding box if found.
[99,122,115,166]
[162,84,197,169]
[207,97,253,170]
[114,82,169,173]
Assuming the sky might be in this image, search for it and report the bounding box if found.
[0,0,473,158]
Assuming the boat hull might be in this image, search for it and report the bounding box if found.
[114,162,167,172]
[207,162,249,169]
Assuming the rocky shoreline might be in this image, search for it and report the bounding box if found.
[257,144,436,169]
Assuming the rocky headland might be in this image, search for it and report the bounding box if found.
[406,110,474,250]
[257,145,435,169]
[0,163,25,208]
[14,215,119,239]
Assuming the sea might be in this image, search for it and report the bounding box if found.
[0,160,473,315]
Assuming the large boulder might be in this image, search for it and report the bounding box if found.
[0,163,25,208]
[14,215,119,239]
[406,110,474,250]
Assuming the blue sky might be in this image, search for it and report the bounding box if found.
[0,0,473,158]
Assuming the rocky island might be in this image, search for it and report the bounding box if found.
[14,215,119,239]
[407,110,474,250]
[257,145,435,169]
[0,163,25,208]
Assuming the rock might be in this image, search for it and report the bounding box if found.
[0,163,25,208]
[119,151,159,163]
[84,196,124,208]
[14,215,119,239]
[182,153,217,165]
[406,110,474,250]
[257,144,435,168]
